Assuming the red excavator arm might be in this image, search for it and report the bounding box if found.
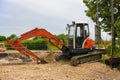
[7,28,64,63]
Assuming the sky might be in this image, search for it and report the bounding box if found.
[0,0,110,40]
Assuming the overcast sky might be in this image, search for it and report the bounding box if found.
[0,0,110,40]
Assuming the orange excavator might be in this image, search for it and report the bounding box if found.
[7,22,106,65]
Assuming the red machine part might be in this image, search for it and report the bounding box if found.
[7,28,64,63]
[82,37,95,48]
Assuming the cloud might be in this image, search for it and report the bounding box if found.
[0,0,110,40]
[5,0,87,20]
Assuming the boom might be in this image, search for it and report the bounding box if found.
[7,28,64,63]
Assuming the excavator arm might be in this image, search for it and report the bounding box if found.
[7,28,64,63]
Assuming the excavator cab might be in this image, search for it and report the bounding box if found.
[67,22,89,48]
[61,21,95,59]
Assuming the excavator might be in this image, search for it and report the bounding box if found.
[7,21,106,66]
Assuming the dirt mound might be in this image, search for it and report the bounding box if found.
[0,62,120,80]
[0,50,120,80]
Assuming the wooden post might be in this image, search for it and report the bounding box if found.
[111,0,114,58]
[111,0,115,68]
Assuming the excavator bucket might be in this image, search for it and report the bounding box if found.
[43,51,56,63]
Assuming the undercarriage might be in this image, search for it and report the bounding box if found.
[70,49,106,66]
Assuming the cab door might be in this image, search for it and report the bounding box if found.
[75,23,89,48]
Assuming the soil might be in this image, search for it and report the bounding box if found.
[0,50,120,80]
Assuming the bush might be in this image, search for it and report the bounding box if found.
[103,44,120,70]
[22,39,48,50]
[106,44,120,58]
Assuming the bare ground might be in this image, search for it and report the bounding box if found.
[0,50,120,80]
[0,61,120,80]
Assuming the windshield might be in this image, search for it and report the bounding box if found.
[84,24,89,37]
[76,25,83,38]
[69,26,74,39]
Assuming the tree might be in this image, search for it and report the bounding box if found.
[115,17,120,38]
[7,34,17,40]
[83,0,120,39]
[0,36,6,42]
[56,34,68,45]
[33,36,42,40]
[115,17,120,47]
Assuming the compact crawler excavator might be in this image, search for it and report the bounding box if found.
[63,22,106,66]
[7,21,106,66]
